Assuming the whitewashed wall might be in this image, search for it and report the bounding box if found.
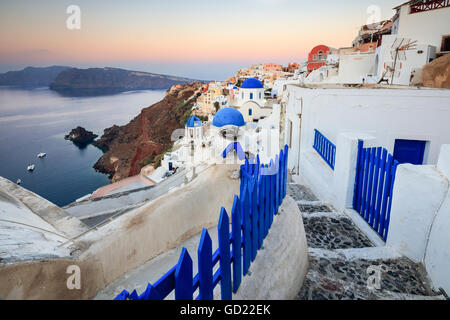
[387,145,450,295]
[375,34,436,85]
[396,4,450,52]
[285,85,450,173]
[424,145,450,295]
[338,53,376,84]
[284,83,450,294]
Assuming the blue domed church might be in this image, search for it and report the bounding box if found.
[230,78,271,123]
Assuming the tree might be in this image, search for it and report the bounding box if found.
[214,101,220,112]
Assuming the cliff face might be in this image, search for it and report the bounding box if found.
[421,54,450,89]
[93,82,205,182]
[50,67,198,96]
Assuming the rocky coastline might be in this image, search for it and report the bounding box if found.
[92,82,205,182]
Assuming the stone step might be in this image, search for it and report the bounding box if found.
[303,214,374,250]
[287,184,318,202]
[297,251,440,300]
[297,203,334,214]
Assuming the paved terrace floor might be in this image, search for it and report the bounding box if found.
[64,169,186,228]
[287,183,443,300]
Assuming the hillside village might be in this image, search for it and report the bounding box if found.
[0,0,450,300]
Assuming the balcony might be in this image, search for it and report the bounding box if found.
[410,0,450,14]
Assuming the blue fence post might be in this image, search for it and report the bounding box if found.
[361,148,371,217]
[249,177,258,262]
[242,182,251,276]
[284,145,289,199]
[356,145,366,213]
[257,168,264,249]
[218,208,232,300]
[374,148,387,233]
[270,159,274,216]
[256,154,260,178]
[198,229,213,300]
[384,160,399,241]
[114,290,130,300]
[369,147,382,227]
[279,150,284,206]
[240,165,244,197]
[128,290,139,300]
[275,154,280,211]
[379,154,393,237]
[353,140,364,209]
[175,248,193,300]
[231,195,242,293]
[263,165,270,238]
[140,283,163,300]
[365,147,376,221]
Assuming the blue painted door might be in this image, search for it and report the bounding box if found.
[393,139,426,165]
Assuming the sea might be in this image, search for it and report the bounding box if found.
[0,86,166,207]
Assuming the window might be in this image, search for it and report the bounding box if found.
[242,92,244,99]
[250,93,253,100]
[313,54,317,61]
[259,92,262,99]
[318,51,323,60]
[249,109,253,116]
[441,35,450,52]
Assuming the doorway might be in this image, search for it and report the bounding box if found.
[393,139,427,165]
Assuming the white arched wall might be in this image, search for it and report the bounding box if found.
[240,101,262,122]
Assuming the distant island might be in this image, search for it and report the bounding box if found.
[0,66,71,87]
[50,67,199,96]
[0,66,202,96]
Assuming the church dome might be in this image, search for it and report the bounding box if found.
[240,78,264,89]
[186,116,202,127]
[213,108,245,127]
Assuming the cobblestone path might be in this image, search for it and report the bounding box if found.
[287,183,442,300]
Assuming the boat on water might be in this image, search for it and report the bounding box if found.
[16,179,22,185]
[27,165,35,171]
[37,152,46,158]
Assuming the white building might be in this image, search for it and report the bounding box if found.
[375,0,450,85]
[160,106,281,174]
[284,82,450,294]
[230,78,272,123]
[392,0,450,53]
[338,52,377,84]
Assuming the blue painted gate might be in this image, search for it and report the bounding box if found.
[353,141,399,241]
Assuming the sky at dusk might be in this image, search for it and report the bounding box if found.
[0,0,403,80]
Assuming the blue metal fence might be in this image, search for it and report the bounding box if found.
[115,145,289,300]
[313,129,336,170]
[353,141,399,241]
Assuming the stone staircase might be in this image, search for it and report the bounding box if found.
[287,183,444,300]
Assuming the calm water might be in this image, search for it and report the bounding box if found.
[0,87,166,206]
